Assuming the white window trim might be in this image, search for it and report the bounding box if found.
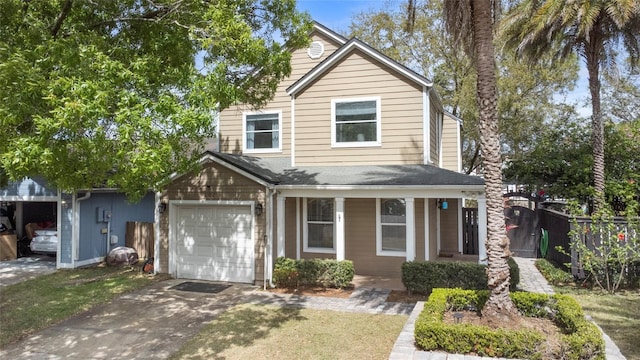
[242,110,283,154]
[331,96,382,148]
[376,198,407,257]
[303,197,336,254]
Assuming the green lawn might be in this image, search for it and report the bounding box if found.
[169,304,408,360]
[0,265,166,348]
[557,288,640,360]
[537,258,640,359]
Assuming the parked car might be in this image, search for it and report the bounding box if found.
[30,228,57,254]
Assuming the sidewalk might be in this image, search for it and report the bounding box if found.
[388,257,627,360]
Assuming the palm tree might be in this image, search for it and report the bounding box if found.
[408,0,520,321]
[501,0,640,212]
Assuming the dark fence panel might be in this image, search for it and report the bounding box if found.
[538,209,572,268]
[463,208,479,255]
[539,208,636,277]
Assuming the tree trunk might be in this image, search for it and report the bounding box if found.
[471,0,519,322]
[586,28,605,212]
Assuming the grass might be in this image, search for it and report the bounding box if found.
[556,287,640,360]
[169,304,408,360]
[535,259,640,360]
[0,264,166,348]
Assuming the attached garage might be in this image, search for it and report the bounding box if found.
[159,155,271,285]
[171,202,255,283]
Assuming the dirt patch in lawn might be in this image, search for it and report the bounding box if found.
[268,285,354,298]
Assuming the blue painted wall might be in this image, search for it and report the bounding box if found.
[78,192,154,261]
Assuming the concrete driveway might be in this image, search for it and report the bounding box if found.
[0,279,273,359]
[0,255,56,287]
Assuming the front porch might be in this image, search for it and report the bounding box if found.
[271,193,487,279]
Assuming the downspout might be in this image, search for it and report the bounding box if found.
[423,86,431,165]
[73,192,91,267]
[264,187,276,289]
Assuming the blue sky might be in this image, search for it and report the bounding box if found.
[296,0,390,34]
[295,0,592,117]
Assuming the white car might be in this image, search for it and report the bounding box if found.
[30,228,57,254]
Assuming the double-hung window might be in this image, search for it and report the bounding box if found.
[243,111,281,153]
[331,97,381,147]
[304,198,335,253]
[377,198,406,256]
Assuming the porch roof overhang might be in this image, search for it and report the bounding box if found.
[208,151,484,196]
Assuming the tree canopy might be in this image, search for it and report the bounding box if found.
[349,0,578,174]
[504,117,640,205]
[0,0,311,200]
[501,0,640,210]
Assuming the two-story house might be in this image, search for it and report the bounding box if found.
[156,22,487,285]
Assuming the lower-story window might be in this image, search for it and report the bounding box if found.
[377,198,406,256]
[305,198,335,252]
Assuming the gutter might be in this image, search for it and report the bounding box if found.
[73,192,91,267]
[264,186,276,289]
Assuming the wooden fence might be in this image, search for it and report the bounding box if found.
[125,221,154,259]
[539,208,637,277]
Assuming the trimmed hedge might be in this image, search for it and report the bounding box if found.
[414,288,605,360]
[535,258,574,285]
[401,258,520,295]
[273,257,354,289]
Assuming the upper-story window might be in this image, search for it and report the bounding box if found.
[243,111,282,153]
[331,97,381,147]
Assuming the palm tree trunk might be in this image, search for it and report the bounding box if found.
[586,27,605,212]
[472,0,519,321]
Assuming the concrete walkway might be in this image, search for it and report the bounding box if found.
[0,279,413,360]
[0,255,56,287]
[0,258,627,359]
[388,257,627,360]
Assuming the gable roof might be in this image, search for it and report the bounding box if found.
[311,21,348,46]
[286,35,434,96]
[209,151,483,189]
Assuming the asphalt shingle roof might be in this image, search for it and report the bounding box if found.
[210,152,484,188]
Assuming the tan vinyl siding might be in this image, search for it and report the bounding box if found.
[429,92,439,164]
[159,163,267,283]
[429,199,438,260]
[284,197,298,258]
[294,50,424,166]
[344,199,405,277]
[218,31,342,158]
[441,113,461,172]
[439,199,460,254]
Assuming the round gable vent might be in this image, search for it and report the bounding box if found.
[307,41,324,59]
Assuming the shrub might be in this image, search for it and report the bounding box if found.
[402,259,520,295]
[561,198,640,293]
[415,289,545,359]
[414,288,605,360]
[536,258,574,285]
[273,257,354,289]
[273,257,298,288]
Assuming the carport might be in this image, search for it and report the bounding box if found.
[0,177,61,267]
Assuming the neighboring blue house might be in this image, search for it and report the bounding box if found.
[0,177,154,269]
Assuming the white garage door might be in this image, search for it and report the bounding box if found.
[175,205,254,283]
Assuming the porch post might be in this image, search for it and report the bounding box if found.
[277,195,286,258]
[335,197,345,261]
[424,199,430,261]
[477,196,488,264]
[406,198,415,261]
